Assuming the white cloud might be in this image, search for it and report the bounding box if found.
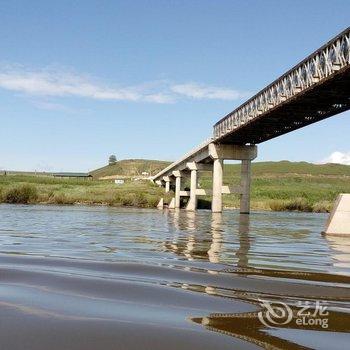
[170,82,248,100]
[0,65,247,104]
[321,151,350,165]
[143,93,174,104]
[0,67,167,103]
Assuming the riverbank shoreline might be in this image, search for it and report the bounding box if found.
[0,173,345,213]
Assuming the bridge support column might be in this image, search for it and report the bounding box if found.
[186,164,198,211]
[209,143,257,214]
[212,158,223,213]
[240,159,251,214]
[172,170,182,209]
[163,176,171,193]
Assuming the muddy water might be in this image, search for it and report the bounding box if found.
[0,204,349,350]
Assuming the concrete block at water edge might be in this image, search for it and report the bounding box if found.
[157,198,164,210]
[324,194,350,236]
[168,198,175,209]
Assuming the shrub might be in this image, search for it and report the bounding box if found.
[133,193,149,207]
[108,191,160,208]
[3,184,38,204]
[285,198,313,212]
[121,193,136,206]
[48,192,75,205]
[269,199,288,211]
[269,198,313,212]
[312,201,332,213]
[144,195,159,208]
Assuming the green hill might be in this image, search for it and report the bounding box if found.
[224,160,350,177]
[90,159,171,178]
[90,159,350,179]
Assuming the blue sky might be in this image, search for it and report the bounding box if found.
[0,0,349,172]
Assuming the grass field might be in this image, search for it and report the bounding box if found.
[0,175,171,208]
[1,160,350,212]
[197,161,350,212]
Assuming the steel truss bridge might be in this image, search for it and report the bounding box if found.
[153,27,350,214]
[213,27,350,144]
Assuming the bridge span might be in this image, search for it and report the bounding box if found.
[153,27,350,214]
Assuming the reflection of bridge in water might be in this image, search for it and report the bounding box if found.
[163,210,350,277]
[153,28,350,215]
[161,210,350,348]
[164,210,252,266]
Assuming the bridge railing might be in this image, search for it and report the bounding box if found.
[213,27,350,140]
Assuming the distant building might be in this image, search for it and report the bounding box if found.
[52,172,93,180]
[114,179,125,185]
[141,172,149,176]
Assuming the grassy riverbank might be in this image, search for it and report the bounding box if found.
[1,160,350,212]
[200,161,350,212]
[0,175,170,208]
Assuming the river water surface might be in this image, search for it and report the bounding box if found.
[0,204,350,349]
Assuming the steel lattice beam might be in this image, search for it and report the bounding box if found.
[213,27,350,144]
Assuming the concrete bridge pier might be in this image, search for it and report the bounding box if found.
[172,170,182,209]
[186,162,198,211]
[163,176,171,193]
[209,143,257,214]
[212,159,223,213]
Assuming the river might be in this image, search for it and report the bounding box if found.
[0,204,349,349]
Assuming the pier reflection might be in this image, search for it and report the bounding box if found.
[207,213,223,263]
[236,214,251,268]
[164,210,252,269]
[325,234,350,271]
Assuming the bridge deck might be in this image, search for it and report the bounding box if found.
[214,27,350,144]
